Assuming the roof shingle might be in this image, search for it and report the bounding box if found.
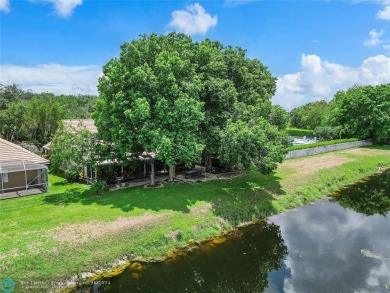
[0,138,49,165]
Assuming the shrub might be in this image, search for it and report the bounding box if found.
[64,167,80,183]
[287,128,315,137]
[287,138,360,151]
[314,126,343,140]
[91,180,107,196]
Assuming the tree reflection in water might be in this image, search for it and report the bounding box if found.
[331,170,390,216]
[82,222,288,293]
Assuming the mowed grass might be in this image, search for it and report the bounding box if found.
[1,146,390,292]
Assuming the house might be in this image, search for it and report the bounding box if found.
[43,119,98,157]
[0,138,49,196]
[62,119,98,134]
[47,119,163,186]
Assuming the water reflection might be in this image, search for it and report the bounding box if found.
[80,172,390,292]
[270,199,390,292]
[87,222,288,292]
[331,170,390,216]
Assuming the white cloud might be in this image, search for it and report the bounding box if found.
[364,29,385,47]
[31,0,83,18]
[273,54,390,110]
[0,64,101,95]
[0,0,10,13]
[377,3,390,20]
[169,3,217,35]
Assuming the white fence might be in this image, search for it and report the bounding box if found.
[285,140,373,160]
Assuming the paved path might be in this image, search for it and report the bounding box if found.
[0,188,43,200]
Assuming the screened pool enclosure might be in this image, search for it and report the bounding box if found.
[0,160,48,194]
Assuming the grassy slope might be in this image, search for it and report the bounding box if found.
[1,146,390,291]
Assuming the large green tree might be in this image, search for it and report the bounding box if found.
[94,33,205,181]
[192,40,284,170]
[94,33,289,180]
[329,84,390,144]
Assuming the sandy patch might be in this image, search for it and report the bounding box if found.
[281,153,353,177]
[189,203,212,215]
[51,213,171,244]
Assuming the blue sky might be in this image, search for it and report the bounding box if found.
[1,0,389,109]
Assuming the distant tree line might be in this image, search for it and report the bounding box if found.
[288,84,390,144]
[0,83,97,145]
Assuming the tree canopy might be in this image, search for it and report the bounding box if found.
[328,84,390,144]
[289,100,329,130]
[50,123,97,181]
[0,84,97,145]
[94,33,289,179]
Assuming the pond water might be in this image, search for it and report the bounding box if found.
[81,171,390,293]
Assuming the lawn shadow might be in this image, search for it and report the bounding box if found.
[44,188,88,206]
[43,171,286,225]
[52,181,70,187]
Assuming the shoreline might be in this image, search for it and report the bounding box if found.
[61,167,390,292]
[1,146,390,293]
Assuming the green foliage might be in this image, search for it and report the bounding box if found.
[64,167,81,183]
[193,40,278,163]
[50,123,99,175]
[0,101,28,142]
[314,126,343,140]
[329,84,390,144]
[290,100,329,130]
[0,97,65,144]
[268,105,289,130]
[94,33,205,173]
[287,138,359,151]
[0,84,97,145]
[91,180,107,196]
[33,92,97,119]
[0,83,33,110]
[219,118,289,174]
[286,128,315,137]
[94,33,286,175]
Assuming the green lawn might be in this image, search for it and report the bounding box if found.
[1,146,390,292]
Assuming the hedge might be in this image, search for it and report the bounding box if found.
[287,138,360,151]
[287,128,315,137]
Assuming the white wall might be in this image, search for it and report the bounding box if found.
[285,141,373,160]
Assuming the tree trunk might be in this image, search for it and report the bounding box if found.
[169,165,176,181]
[204,153,212,171]
[150,160,155,186]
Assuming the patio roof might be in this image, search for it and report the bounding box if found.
[0,160,48,174]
